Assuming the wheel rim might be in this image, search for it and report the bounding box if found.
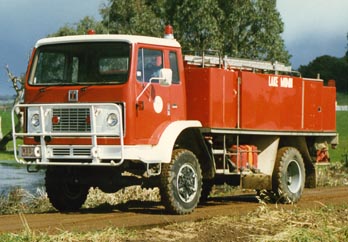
[286,160,302,193]
[176,163,198,203]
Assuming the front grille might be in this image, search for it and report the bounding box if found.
[52,148,91,156]
[52,148,70,156]
[73,148,91,156]
[52,108,91,132]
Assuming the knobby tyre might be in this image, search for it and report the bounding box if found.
[160,149,202,214]
[273,147,305,203]
[45,166,89,212]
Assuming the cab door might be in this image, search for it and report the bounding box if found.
[135,47,172,143]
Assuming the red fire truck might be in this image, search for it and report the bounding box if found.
[12,26,338,214]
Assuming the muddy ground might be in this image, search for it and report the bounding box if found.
[0,186,347,241]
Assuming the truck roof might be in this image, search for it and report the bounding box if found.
[35,34,181,48]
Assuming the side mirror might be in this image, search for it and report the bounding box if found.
[136,68,173,102]
[159,68,172,87]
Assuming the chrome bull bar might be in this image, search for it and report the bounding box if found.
[12,103,125,166]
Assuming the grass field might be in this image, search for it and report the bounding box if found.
[331,112,348,163]
[0,108,21,153]
[0,109,11,134]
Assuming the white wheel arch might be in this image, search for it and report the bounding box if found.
[123,120,202,164]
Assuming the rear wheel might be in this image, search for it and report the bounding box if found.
[272,147,305,203]
[160,149,202,214]
[45,167,89,212]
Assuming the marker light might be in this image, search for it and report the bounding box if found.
[52,116,60,125]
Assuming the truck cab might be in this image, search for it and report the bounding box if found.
[17,33,196,164]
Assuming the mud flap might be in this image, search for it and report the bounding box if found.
[241,173,272,190]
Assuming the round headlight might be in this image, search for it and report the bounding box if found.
[31,113,40,127]
[107,113,118,127]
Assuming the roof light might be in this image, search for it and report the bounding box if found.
[164,25,174,39]
[87,29,96,35]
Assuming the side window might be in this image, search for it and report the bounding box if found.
[169,51,180,84]
[137,48,163,82]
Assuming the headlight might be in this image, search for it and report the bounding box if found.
[31,113,40,127]
[106,113,118,127]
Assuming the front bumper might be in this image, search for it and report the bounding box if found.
[12,102,125,166]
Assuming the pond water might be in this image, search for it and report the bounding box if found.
[0,161,45,195]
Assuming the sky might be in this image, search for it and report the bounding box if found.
[277,0,348,69]
[0,0,347,95]
[0,0,103,95]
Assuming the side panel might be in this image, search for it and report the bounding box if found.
[240,72,303,130]
[321,86,336,131]
[303,80,323,130]
[185,68,238,128]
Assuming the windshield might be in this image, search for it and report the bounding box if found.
[29,42,130,85]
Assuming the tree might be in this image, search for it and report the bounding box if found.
[48,16,107,37]
[100,0,163,36]
[49,1,290,64]
[98,0,290,64]
[298,55,348,93]
[219,0,290,63]
[171,0,223,53]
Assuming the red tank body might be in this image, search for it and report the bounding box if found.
[185,67,336,132]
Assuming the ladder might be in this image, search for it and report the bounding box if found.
[184,54,292,73]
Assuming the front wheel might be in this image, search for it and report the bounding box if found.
[45,167,89,212]
[160,149,202,214]
[272,147,305,203]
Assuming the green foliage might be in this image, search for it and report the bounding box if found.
[49,0,290,64]
[299,55,348,92]
[171,0,223,53]
[100,0,163,36]
[0,110,21,152]
[330,111,348,163]
[48,16,107,37]
[298,33,348,94]
[0,110,11,134]
[219,0,290,64]
[337,92,348,105]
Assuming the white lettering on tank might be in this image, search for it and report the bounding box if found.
[268,76,278,87]
[280,77,293,88]
[268,76,293,88]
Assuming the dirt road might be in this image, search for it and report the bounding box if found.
[0,186,347,234]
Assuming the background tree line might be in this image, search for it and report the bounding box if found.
[50,0,291,64]
[298,34,348,93]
